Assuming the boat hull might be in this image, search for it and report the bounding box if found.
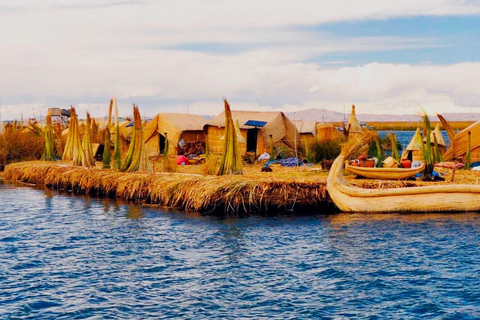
[328,156,480,213]
[345,162,426,180]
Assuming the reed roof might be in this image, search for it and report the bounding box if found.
[144,113,206,143]
[406,128,424,151]
[424,124,446,147]
[292,120,317,136]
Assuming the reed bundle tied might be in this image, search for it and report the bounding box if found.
[62,107,82,165]
[81,112,95,167]
[217,99,243,176]
[42,111,56,161]
[112,98,122,170]
[120,105,152,173]
[103,99,113,169]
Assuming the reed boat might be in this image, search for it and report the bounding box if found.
[345,162,426,180]
[327,134,480,213]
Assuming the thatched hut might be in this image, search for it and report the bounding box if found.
[444,120,480,162]
[292,120,317,145]
[143,113,206,157]
[403,127,424,161]
[424,123,447,154]
[205,110,300,156]
[316,122,342,142]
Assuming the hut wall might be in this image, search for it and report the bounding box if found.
[179,131,204,144]
[145,134,161,158]
[207,126,263,155]
[317,127,342,142]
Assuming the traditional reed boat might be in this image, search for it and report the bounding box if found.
[327,134,480,213]
[345,161,426,180]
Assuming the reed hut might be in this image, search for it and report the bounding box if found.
[403,127,424,161]
[346,105,363,139]
[293,120,317,145]
[424,123,447,154]
[316,122,342,142]
[205,110,300,156]
[443,120,480,162]
[143,113,206,157]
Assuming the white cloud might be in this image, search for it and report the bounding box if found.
[1,1,480,120]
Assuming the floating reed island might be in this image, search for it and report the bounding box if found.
[3,100,480,214]
[4,160,480,214]
[2,161,332,214]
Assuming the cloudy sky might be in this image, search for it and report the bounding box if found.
[1,0,480,120]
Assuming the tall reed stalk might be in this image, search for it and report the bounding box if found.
[432,132,442,163]
[388,133,400,161]
[103,99,113,169]
[421,112,434,166]
[112,98,122,170]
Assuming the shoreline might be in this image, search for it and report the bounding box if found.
[1,161,334,215]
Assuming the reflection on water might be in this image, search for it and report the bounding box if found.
[1,180,480,319]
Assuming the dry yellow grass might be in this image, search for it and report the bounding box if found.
[4,158,480,214]
[2,161,328,214]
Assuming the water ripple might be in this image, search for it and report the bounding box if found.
[1,180,480,319]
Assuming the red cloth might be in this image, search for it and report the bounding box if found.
[176,155,190,165]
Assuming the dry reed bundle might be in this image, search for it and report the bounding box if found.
[81,113,95,167]
[112,98,122,170]
[388,133,400,161]
[120,105,152,173]
[53,123,65,156]
[421,112,434,167]
[432,132,442,163]
[437,113,456,141]
[42,111,56,161]
[103,99,113,169]
[217,99,243,175]
[62,107,82,165]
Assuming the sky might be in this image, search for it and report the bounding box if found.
[1,0,480,120]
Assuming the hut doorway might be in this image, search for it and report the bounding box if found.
[159,134,166,154]
[246,128,258,153]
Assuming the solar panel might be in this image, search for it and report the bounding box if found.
[244,120,267,127]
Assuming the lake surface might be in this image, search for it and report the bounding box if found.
[1,180,480,319]
[378,130,450,153]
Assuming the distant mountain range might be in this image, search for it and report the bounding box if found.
[285,108,480,122]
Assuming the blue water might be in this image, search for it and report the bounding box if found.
[378,130,450,153]
[1,180,480,319]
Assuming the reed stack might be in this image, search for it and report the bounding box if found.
[103,99,113,169]
[42,111,56,161]
[112,98,122,170]
[81,112,95,167]
[120,105,152,173]
[62,107,82,165]
[217,99,243,175]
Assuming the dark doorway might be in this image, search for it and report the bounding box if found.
[246,128,258,153]
[159,134,166,154]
